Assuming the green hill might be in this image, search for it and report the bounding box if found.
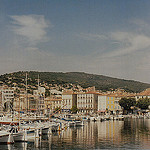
[0,71,150,93]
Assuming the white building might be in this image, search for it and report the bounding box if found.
[33,86,45,114]
[62,91,77,112]
[0,86,14,112]
[77,92,98,114]
[135,88,150,101]
[98,94,107,113]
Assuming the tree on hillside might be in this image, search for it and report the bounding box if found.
[136,97,150,110]
[119,97,136,114]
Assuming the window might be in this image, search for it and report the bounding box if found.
[108,101,109,104]
[111,101,113,104]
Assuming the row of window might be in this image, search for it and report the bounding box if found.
[78,97,93,99]
[107,97,114,100]
[107,106,121,109]
[107,106,113,109]
[78,105,93,108]
[4,95,14,97]
[3,91,14,93]
[78,100,93,103]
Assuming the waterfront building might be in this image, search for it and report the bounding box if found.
[0,86,14,112]
[135,88,150,100]
[114,96,122,114]
[33,86,45,114]
[77,92,98,114]
[13,89,27,112]
[28,94,36,112]
[98,94,122,114]
[106,94,116,114]
[62,90,77,112]
[44,96,62,114]
[98,94,107,113]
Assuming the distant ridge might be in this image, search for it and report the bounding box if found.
[0,71,150,93]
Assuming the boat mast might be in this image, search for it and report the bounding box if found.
[25,73,28,113]
[37,74,40,114]
[18,94,20,128]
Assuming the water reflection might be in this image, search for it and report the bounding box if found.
[2,119,150,149]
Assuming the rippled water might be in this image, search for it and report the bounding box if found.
[1,118,150,150]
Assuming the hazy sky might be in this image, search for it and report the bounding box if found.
[1,0,150,83]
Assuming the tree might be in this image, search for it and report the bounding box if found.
[70,105,78,114]
[119,97,136,114]
[136,97,150,110]
[45,89,50,97]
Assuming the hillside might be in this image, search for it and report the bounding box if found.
[0,71,150,93]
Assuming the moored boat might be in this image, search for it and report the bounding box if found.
[0,130,14,144]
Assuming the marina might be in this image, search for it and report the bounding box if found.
[0,116,150,149]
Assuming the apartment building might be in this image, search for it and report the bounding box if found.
[98,94,122,114]
[62,90,77,112]
[77,92,98,114]
[98,94,107,113]
[33,86,45,114]
[106,94,115,114]
[135,88,150,101]
[114,96,122,114]
[45,96,62,114]
[0,86,14,112]
[13,89,27,112]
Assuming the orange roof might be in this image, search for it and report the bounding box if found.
[62,91,74,95]
[98,93,107,96]
[107,93,117,97]
[137,88,150,96]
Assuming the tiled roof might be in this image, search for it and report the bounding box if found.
[62,91,74,95]
[137,88,150,96]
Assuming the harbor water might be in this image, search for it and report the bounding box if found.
[1,118,150,150]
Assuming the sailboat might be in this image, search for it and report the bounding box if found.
[9,87,27,142]
[9,126,27,142]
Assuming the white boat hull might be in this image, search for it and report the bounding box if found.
[13,131,27,142]
[0,133,14,144]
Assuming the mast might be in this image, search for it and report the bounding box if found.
[37,74,40,115]
[25,73,28,113]
[18,94,20,127]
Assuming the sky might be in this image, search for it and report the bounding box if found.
[1,0,150,83]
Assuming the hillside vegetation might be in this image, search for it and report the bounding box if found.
[0,71,150,93]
